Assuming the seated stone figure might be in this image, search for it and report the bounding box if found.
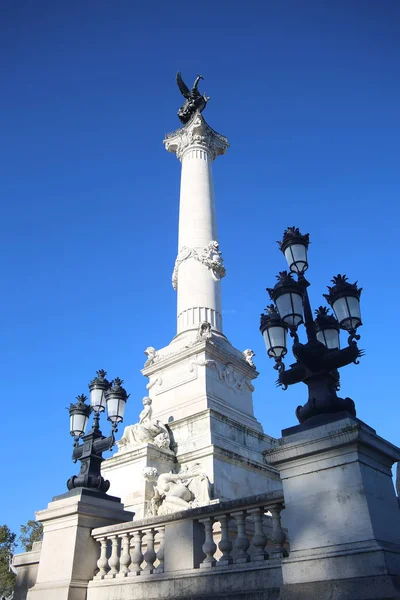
[117,397,170,451]
[143,463,212,516]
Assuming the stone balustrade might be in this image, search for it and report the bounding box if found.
[90,490,287,580]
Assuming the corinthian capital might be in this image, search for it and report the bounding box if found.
[163,111,229,161]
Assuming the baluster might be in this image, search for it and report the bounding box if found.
[118,533,131,577]
[248,507,267,561]
[129,530,144,576]
[107,535,120,577]
[231,511,250,563]
[269,503,287,559]
[199,517,217,568]
[217,514,233,567]
[143,528,157,573]
[155,527,165,574]
[96,537,109,578]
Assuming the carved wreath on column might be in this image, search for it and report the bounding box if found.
[172,241,226,290]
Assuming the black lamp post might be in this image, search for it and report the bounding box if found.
[67,370,129,493]
[260,227,364,429]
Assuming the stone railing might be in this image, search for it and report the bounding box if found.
[90,490,287,580]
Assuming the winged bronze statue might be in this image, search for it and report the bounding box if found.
[176,72,210,124]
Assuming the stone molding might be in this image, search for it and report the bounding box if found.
[142,337,259,381]
[283,538,400,564]
[105,442,176,469]
[189,359,255,393]
[163,112,229,162]
[264,419,400,470]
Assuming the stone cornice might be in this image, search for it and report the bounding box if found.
[264,419,400,467]
[163,112,229,161]
[104,442,176,469]
[167,407,277,445]
[142,337,258,381]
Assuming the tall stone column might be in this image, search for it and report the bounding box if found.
[164,112,229,335]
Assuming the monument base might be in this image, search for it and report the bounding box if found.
[102,442,176,517]
[264,417,400,593]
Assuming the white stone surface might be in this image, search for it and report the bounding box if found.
[102,443,176,517]
[164,112,229,335]
[26,490,133,600]
[264,417,400,585]
[142,334,261,426]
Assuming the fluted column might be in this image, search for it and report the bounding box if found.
[164,112,229,335]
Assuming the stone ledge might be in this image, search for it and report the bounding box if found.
[87,562,282,600]
[91,489,285,536]
[142,337,258,380]
[279,574,400,600]
[264,418,400,467]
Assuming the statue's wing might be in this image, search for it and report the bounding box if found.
[176,72,191,99]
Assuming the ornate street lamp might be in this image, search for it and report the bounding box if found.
[260,227,364,428]
[67,370,129,493]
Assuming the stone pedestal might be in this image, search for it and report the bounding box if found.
[26,489,134,600]
[102,442,176,517]
[264,417,400,599]
[104,334,282,509]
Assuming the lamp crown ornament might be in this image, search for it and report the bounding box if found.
[267,271,298,301]
[324,274,363,302]
[278,226,310,251]
[88,369,110,390]
[76,393,88,404]
[260,304,284,329]
[314,306,339,327]
[108,377,129,398]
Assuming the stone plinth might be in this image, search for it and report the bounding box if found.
[102,442,176,517]
[264,417,400,599]
[143,335,261,427]
[26,489,134,600]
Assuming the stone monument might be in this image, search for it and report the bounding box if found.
[102,73,281,516]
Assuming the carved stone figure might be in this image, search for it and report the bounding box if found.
[200,241,226,281]
[117,397,170,451]
[144,346,158,367]
[176,72,210,124]
[196,321,212,342]
[243,349,256,368]
[144,463,212,516]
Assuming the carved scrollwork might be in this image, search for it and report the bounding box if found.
[190,359,254,393]
[172,241,226,290]
[164,111,229,162]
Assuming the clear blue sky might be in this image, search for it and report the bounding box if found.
[2,0,399,539]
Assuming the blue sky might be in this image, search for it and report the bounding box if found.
[2,0,400,539]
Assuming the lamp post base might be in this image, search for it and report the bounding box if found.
[282,410,375,437]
